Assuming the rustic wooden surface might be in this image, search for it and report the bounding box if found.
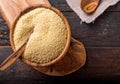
[0,0,120,82]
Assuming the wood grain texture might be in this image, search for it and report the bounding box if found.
[0,39,27,70]
[0,1,120,47]
[0,47,120,80]
[49,0,120,12]
[0,0,120,81]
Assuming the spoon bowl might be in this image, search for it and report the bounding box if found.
[80,0,100,14]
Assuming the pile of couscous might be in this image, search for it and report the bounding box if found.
[13,8,67,64]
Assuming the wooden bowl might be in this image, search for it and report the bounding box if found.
[0,0,86,76]
[11,5,71,67]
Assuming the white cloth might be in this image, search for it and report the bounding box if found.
[66,0,120,23]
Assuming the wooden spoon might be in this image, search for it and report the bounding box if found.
[80,0,100,14]
[0,40,27,70]
[0,31,32,70]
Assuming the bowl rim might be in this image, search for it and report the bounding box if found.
[10,4,71,67]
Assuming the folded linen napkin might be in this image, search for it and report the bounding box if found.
[66,0,120,23]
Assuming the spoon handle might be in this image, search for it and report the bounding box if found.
[0,40,27,70]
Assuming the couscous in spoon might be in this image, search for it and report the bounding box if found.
[80,0,101,14]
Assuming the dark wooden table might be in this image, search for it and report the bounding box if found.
[0,0,120,82]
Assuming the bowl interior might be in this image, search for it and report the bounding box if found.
[10,5,71,67]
